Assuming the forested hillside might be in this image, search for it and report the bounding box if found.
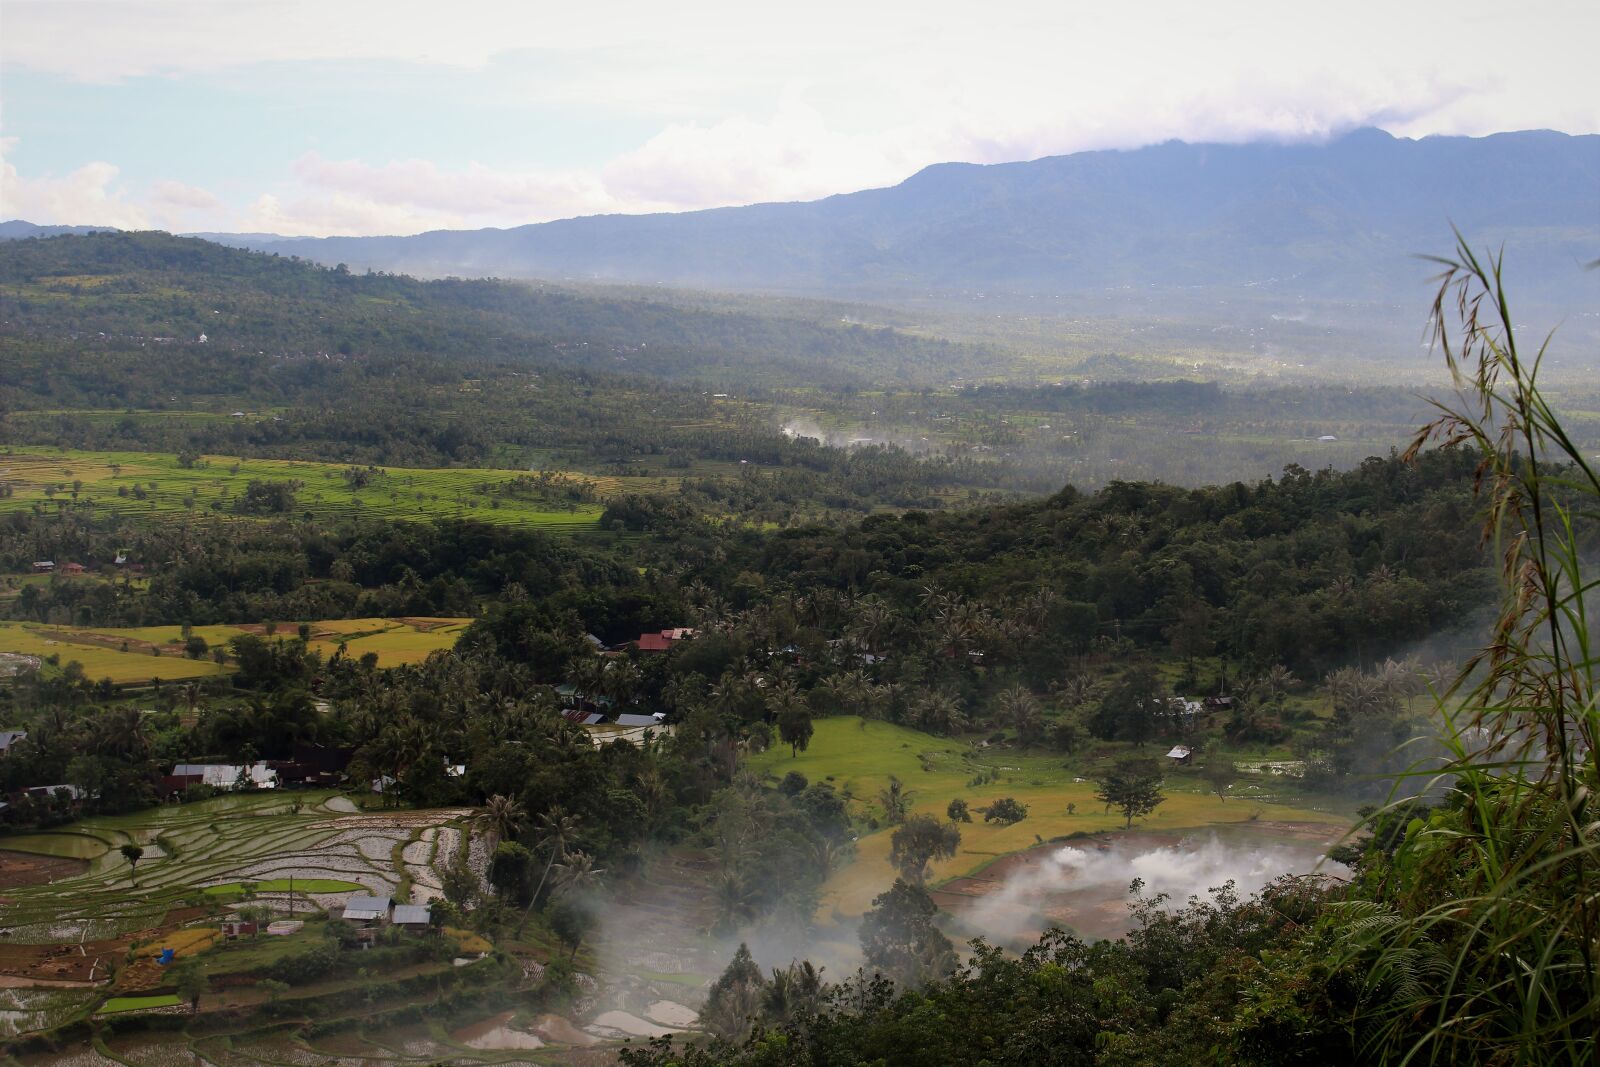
[0,230,999,389]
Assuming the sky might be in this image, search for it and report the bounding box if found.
[2,0,1597,237]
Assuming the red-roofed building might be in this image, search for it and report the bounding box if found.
[632,628,697,653]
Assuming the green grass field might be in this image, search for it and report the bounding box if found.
[0,616,471,683]
[99,994,181,1014]
[0,446,614,531]
[749,716,1348,916]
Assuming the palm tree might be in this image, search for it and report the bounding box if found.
[552,849,605,899]
[1248,665,1298,706]
[93,707,149,760]
[914,692,966,735]
[848,597,895,658]
[711,869,756,933]
[762,960,823,1025]
[878,776,914,824]
[566,656,607,706]
[1022,587,1058,630]
[1056,673,1095,711]
[480,794,527,843]
[995,686,1039,732]
[601,658,644,708]
[765,680,808,721]
[806,835,851,880]
[530,807,581,906]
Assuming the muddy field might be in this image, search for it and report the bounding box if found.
[0,850,86,890]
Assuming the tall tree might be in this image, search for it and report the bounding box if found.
[530,806,581,906]
[777,706,814,758]
[1095,758,1166,829]
[1202,757,1238,803]
[889,813,961,885]
[120,843,144,882]
[699,943,767,1042]
[859,880,957,989]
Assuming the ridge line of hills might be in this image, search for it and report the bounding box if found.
[6,128,1597,306]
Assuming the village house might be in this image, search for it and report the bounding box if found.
[582,711,670,747]
[341,894,393,925]
[30,561,53,573]
[16,784,89,802]
[220,918,259,939]
[391,904,432,931]
[60,562,86,576]
[164,762,279,793]
[1166,745,1194,765]
[631,627,697,653]
[270,742,354,787]
[0,729,27,755]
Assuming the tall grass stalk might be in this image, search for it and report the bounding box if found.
[1337,239,1600,1067]
[1341,234,1598,1064]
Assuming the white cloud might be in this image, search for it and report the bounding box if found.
[0,143,151,228]
[149,179,220,210]
[1,137,235,230]
[600,96,917,210]
[243,192,435,239]
[4,1,1595,234]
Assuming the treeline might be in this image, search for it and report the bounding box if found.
[615,446,1490,676]
[4,446,1488,675]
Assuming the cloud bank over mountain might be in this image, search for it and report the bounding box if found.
[4,0,1596,236]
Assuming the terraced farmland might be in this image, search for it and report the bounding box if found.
[0,617,471,683]
[0,793,486,948]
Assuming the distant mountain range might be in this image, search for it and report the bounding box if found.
[6,129,1598,304]
[0,221,122,240]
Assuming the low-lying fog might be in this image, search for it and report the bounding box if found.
[938,823,1350,944]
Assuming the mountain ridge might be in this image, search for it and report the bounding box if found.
[7,128,1597,303]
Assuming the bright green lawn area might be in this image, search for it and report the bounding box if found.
[750,716,1348,917]
[99,994,181,1014]
[202,878,362,895]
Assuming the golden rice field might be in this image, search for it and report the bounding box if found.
[0,617,471,683]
